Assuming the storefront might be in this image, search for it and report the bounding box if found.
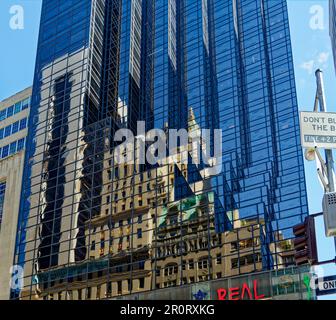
[117,265,316,301]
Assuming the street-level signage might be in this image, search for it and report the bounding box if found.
[217,280,266,300]
[316,275,336,296]
[300,111,336,149]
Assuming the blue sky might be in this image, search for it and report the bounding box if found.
[0,0,41,100]
[288,0,336,299]
[0,0,335,299]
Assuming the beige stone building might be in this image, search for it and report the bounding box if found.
[0,87,31,300]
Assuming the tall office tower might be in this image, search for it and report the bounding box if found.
[0,87,31,299]
[14,0,307,300]
[330,0,336,73]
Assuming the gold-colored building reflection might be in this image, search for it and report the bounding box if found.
[22,110,295,300]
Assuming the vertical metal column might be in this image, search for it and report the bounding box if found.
[315,70,336,192]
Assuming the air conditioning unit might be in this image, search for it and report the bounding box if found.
[322,192,336,237]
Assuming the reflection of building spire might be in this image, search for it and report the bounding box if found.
[164,122,169,142]
[188,107,200,138]
[188,106,195,121]
[187,107,207,167]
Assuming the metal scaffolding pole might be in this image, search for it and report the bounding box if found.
[315,70,335,192]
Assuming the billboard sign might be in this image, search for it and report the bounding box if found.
[300,111,336,149]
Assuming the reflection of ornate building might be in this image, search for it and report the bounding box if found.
[27,107,295,300]
[80,156,177,298]
[152,203,292,290]
[19,102,297,300]
[34,109,191,299]
[34,135,295,300]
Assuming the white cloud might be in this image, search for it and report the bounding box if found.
[300,60,315,74]
[317,52,330,64]
[300,51,331,74]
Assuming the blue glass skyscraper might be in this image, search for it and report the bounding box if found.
[13,0,308,300]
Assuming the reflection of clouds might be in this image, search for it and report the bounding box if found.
[300,51,330,74]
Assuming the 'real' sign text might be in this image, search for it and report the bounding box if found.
[217,280,266,300]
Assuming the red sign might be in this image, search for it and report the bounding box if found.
[217,280,266,300]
